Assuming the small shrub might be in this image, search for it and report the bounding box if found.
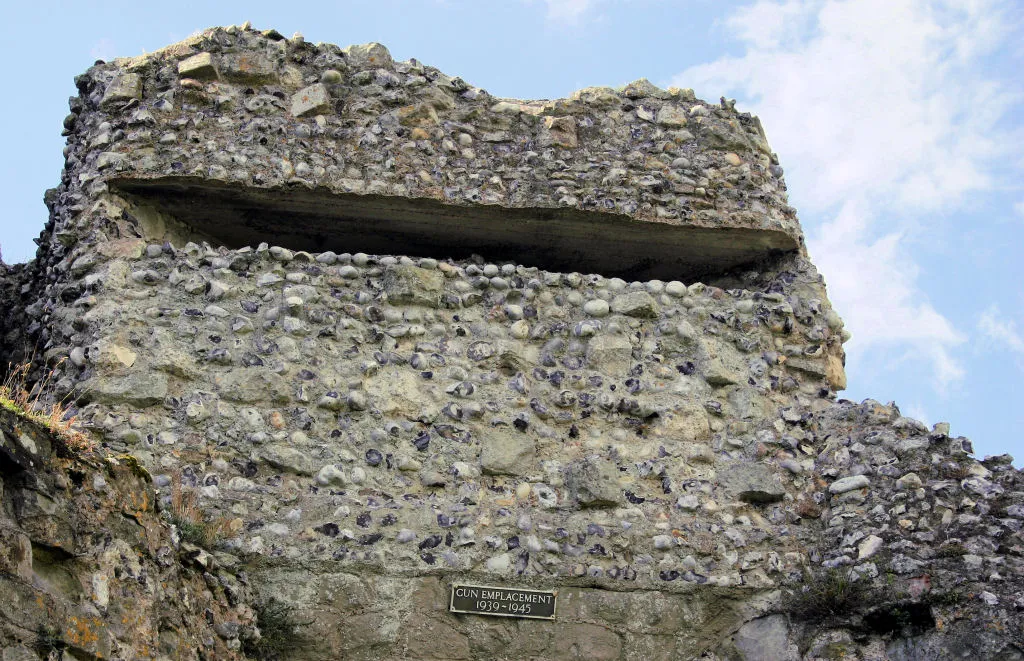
[167,471,229,548]
[783,567,871,622]
[33,624,64,656]
[242,597,315,660]
[935,543,967,558]
[1,359,92,456]
[926,588,967,606]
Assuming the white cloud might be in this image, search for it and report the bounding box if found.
[671,0,1020,388]
[723,0,817,50]
[979,306,1024,358]
[1015,201,1024,220]
[538,0,595,23]
[809,200,965,388]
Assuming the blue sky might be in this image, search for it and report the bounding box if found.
[2,0,1023,461]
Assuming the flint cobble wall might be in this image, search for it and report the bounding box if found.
[67,234,837,586]
[63,27,798,238]
[3,22,1023,660]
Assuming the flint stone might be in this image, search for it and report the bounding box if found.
[653,535,675,550]
[896,472,923,490]
[583,299,610,317]
[97,152,128,170]
[317,392,347,411]
[567,456,621,507]
[420,471,447,487]
[572,86,620,108]
[858,534,884,560]
[316,464,347,486]
[830,475,870,494]
[720,464,786,504]
[657,105,689,128]
[480,431,535,476]
[291,83,332,117]
[214,622,240,640]
[259,445,313,476]
[486,553,512,572]
[623,78,671,99]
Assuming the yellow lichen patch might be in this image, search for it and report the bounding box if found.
[65,614,102,648]
[114,454,153,482]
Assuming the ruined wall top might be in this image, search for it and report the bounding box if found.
[61,24,801,282]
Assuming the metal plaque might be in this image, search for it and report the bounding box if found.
[449,584,557,620]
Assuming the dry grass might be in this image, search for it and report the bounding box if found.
[0,359,93,456]
[168,470,230,548]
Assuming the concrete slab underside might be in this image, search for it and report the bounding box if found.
[114,177,798,282]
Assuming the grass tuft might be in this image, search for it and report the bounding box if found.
[0,359,93,456]
[167,470,230,548]
[783,567,872,622]
[241,597,316,661]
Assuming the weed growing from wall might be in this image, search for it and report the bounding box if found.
[783,567,871,622]
[167,470,230,548]
[241,597,315,660]
[0,359,92,456]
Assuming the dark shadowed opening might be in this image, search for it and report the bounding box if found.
[112,177,798,282]
[864,602,936,636]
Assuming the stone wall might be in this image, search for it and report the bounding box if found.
[0,261,34,369]
[0,407,252,660]
[66,26,798,238]
[2,22,1023,661]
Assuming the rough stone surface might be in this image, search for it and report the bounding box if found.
[480,430,535,476]
[290,82,332,117]
[733,615,795,661]
[567,456,622,507]
[1,23,1021,661]
[0,408,249,660]
[720,464,786,504]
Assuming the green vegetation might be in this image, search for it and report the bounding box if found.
[935,543,967,558]
[167,470,229,548]
[783,567,872,622]
[33,624,64,656]
[1,360,92,456]
[241,597,316,660]
[784,567,944,637]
